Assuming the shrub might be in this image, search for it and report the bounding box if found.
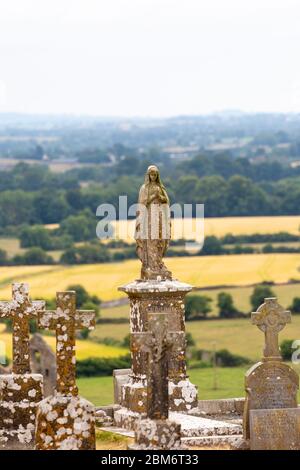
[217,292,241,318]
[60,243,110,264]
[186,332,196,347]
[0,249,8,266]
[250,285,275,311]
[215,349,250,367]
[200,236,224,256]
[20,225,53,250]
[185,295,212,320]
[289,297,300,314]
[13,247,54,265]
[122,334,131,348]
[76,355,131,377]
[66,285,101,320]
[280,339,294,361]
[192,348,250,367]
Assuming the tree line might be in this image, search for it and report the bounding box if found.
[1,153,300,231]
[185,284,300,320]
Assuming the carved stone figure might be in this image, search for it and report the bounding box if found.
[135,165,172,280]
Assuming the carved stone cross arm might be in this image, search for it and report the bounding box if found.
[75,310,95,330]
[38,291,95,396]
[0,283,45,374]
[251,297,291,360]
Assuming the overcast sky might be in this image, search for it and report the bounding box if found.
[0,0,300,117]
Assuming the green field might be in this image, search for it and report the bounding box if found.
[91,314,300,362]
[101,282,300,320]
[78,364,300,406]
[1,253,300,301]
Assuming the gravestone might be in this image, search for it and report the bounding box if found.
[35,291,96,450]
[250,408,300,450]
[130,312,182,450]
[30,333,56,397]
[0,283,45,449]
[243,298,299,439]
[113,369,131,405]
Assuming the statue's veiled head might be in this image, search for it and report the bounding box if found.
[144,165,162,185]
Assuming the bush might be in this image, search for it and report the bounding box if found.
[191,348,250,367]
[250,285,275,311]
[289,297,300,314]
[66,285,101,319]
[76,355,131,377]
[215,349,250,367]
[0,249,8,266]
[280,339,294,361]
[221,232,299,244]
[199,236,224,256]
[186,332,196,347]
[60,243,110,264]
[217,292,241,318]
[60,210,96,242]
[13,247,54,265]
[122,334,131,348]
[20,225,53,250]
[230,245,254,254]
[185,295,212,320]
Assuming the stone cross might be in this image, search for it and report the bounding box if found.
[136,312,172,420]
[0,283,45,374]
[38,291,95,396]
[252,297,291,360]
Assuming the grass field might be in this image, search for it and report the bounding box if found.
[0,238,26,257]
[91,315,300,362]
[0,238,63,261]
[111,215,300,242]
[0,324,128,362]
[2,300,298,365]
[0,253,300,301]
[78,364,300,406]
[101,282,300,320]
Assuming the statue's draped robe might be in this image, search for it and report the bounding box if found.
[135,182,171,279]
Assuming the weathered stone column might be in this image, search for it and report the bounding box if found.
[129,310,182,450]
[119,279,198,414]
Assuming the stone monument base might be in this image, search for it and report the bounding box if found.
[35,394,96,450]
[129,418,182,450]
[119,279,198,413]
[114,407,243,436]
[122,376,198,414]
[0,373,43,450]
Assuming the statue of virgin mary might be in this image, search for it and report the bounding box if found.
[135,165,172,281]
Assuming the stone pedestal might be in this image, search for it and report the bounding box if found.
[35,394,96,450]
[0,373,43,449]
[129,418,182,450]
[118,279,198,414]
